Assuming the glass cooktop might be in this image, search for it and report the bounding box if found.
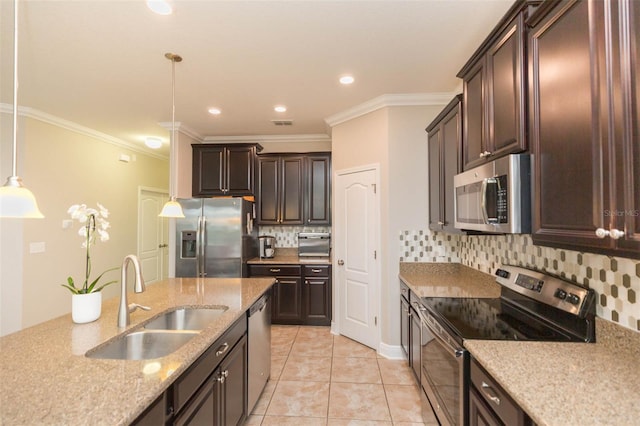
[420,297,581,343]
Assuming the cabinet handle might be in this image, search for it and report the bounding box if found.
[279,280,297,285]
[215,342,230,357]
[217,373,225,384]
[270,268,281,273]
[481,381,501,406]
[311,268,322,273]
[479,151,492,158]
[595,228,609,238]
[437,221,445,226]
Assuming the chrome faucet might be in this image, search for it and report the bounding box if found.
[117,254,150,328]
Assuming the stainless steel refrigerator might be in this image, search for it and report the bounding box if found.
[175,198,258,278]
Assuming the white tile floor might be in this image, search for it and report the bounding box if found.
[244,325,439,425]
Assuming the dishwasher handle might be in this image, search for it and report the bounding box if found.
[249,294,269,316]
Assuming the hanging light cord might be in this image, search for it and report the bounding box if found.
[10,0,19,179]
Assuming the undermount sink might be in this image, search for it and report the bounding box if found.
[143,307,228,331]
[86,307,228,360]
[86,330,199,360]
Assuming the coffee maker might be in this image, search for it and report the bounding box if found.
[259,235,275,258]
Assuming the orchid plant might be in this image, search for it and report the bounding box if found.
[61,203,118,294]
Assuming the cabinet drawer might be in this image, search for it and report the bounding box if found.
[303,265,330,277]
[173,316,247,415]
[249,265,301,276]
[471,359,526,426]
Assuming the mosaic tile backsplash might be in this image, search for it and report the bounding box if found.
[400,229,640,333]
[259,226,331,248]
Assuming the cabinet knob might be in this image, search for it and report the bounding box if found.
[437,221,445,226]
[595,228,609,238]
[479,151,492,158]
[595,227,625,239]
[610,228,625,240]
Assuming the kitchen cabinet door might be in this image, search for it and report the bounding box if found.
[303,265,332,326]
[216,335,247,426]
[528,0,640,257]
[192,144,260,197]
[400,282,411,358]
[257,155,304,225]
[426,95,463,233]
[459,2,533,171]
[612,0,640,254]
[305,154,332,225]
[273,276,304,323]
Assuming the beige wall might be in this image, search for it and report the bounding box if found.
[1,115,169,332]
[331,104,443,350]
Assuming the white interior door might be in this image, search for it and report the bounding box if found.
[138,189,169,284]
[335,166,379,349]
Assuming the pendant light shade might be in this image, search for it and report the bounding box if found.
[0,0,44,219]
[159,52,185,219]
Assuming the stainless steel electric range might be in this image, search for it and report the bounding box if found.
[416,264,596,426]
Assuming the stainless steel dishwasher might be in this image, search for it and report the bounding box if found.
[248,293,271,413]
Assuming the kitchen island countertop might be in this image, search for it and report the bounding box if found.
[0,277,274,425]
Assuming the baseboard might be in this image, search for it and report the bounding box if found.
[377,342,406,360]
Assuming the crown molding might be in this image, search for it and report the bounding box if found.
[0,103,168,160]
[158,121,203,142]
[324,92,457,127]
[202,134,331,144]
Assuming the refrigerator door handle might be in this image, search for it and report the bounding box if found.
[200,216,207,277]
[196,215,203,277]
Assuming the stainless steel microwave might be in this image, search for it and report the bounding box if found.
[453,154,531,233]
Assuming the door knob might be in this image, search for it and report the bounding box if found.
[338,259,344,265]
[158,243,168,248]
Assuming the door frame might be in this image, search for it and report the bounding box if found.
[332,163,382,352]
[137,186,170,282]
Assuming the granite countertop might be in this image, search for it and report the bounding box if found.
[399,262,640,425]
[465,319,640,426]
[0,277,274,426]
[248,248,332,265]
[399,262,501,298]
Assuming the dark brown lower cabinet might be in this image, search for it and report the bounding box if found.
[248,264,331,326]
[409,303,421,383]
[470,358,531,426]
[132,317,248,426]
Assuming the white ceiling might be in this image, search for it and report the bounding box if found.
[0,0,514,156]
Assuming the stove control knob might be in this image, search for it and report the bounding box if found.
[495,269,510,279]
[554,289,567,300]
[566,293,581,305]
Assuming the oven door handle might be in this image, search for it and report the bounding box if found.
[414,303,464,358]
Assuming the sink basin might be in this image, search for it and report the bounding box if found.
[86,330,198,360]
[144,307,228,331]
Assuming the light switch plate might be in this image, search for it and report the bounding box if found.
[30,242,46,254]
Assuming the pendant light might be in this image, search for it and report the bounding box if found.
[0,0,44,219]
[159,52,185,218]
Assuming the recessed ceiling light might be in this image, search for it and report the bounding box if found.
[339,75,355,85]
[145,137,163,149]
[274,105,287,113]
[146,0,172,15]
[208,108,221,115]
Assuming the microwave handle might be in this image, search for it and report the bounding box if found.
[481,177,499,224]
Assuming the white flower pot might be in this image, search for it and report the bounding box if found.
[72,292,102,324]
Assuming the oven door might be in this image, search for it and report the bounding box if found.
[418,307,468,426]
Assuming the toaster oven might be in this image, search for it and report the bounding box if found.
[298,232,331,257]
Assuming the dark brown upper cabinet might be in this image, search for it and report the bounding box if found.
[528,0,640,258]
[305,154,331,226]
[426,95,463,233]
[458,1,539,171]
[257,155,305,225]
[257,153,331,226]
[192,144,262,197]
